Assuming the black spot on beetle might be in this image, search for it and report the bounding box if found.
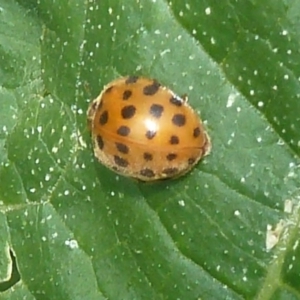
[166,153,177,161]
[114,155,129,167]
[117,126,130,136]
[121,105,136,119]
[96,135,104,149]
[170,96,183,107]
[126,76,139,84]
[162,167,179,175]
[90,101,98,113]
[146,130,156,139]
[105,86,113,93]
[188,157,196,165]
[123,90,132,100]
[99,110,109,125]
[143,80,160,95]
[172,114,186,126]
[140,168,155,178]
[143,152,153,161]
[116,142,129,154]
[169,135,179,145]
[149,104,164,118]
[193,127,201,138]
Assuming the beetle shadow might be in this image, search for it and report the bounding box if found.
[135,173,185,200]
[93,162,142,198]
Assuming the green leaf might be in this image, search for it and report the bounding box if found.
[1,0,300,299]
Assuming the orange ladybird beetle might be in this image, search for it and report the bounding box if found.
[87,76,211,181]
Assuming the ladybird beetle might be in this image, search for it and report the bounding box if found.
[87,76,211,181]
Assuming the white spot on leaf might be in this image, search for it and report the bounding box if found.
[65,239,79,249]
[205,7,211,15]
[178,200,185,207]
[265,220,285,251]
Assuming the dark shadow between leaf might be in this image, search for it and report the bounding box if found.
[0,249,20,292]
[94,162,140,198]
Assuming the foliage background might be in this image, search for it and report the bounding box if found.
[0,0,300,299]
